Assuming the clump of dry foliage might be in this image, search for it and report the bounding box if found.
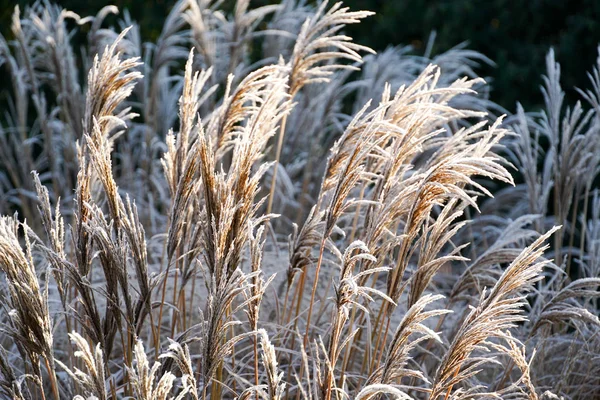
[0,1,598,399]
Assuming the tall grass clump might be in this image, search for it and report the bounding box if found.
[0,1,598,399]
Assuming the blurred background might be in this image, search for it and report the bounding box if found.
[1,0,599,111]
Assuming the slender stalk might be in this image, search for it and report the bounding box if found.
[566,188,580,276]
[44,357,60,400]
[266,115,289,217]
[303,235,327,347]
[154,227,170,352]
[288,267,307,351]
[339,305,359,381]
[170,266,180,337]
[156,259,172,349]
[285,269,305,396]
[364,306,385,376]
[294,235,328,400]
[443,366,462,400]
[254,333,260,399]
[281,283,291,327]
[342,267,383,380]
[188,265,198,328]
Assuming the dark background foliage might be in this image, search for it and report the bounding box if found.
[1,0,599,111]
